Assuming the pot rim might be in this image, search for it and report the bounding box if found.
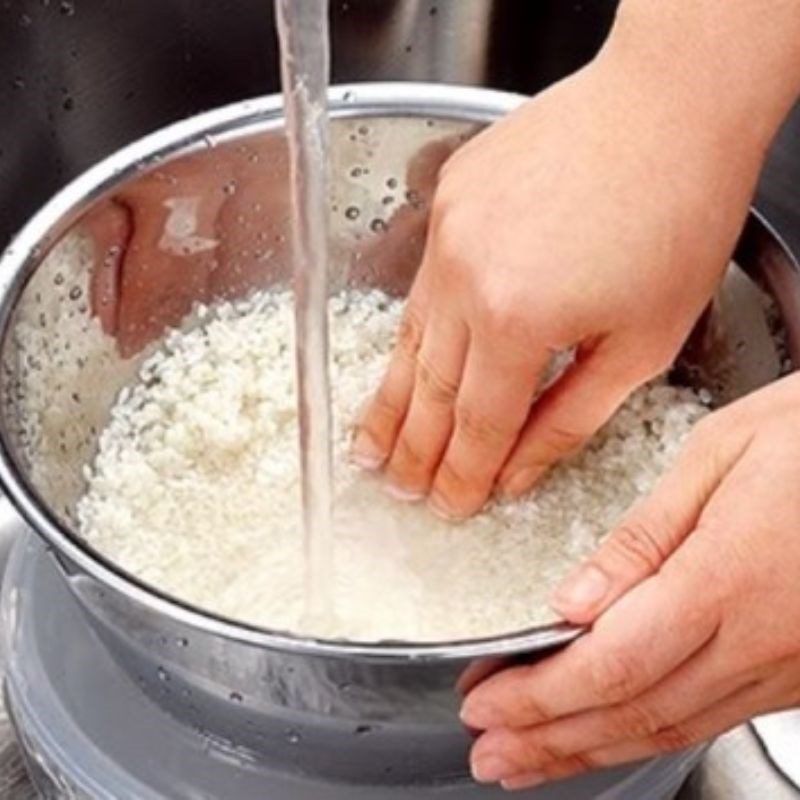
[0,81,655,660]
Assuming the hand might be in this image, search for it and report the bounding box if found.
[461,374,800,790]
[351,52,769,520]
[83,136,291,357]
[83,132,454,357]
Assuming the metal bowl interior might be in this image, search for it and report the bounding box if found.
[0,82,797,662]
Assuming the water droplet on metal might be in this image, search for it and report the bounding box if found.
[176,637,189,647]
[370,218,388,233]
[386,177,398,190]
[345,206,360,220]
[11,77,25,90]
[59,0,75,16]
[286,729,301,745]
[63,96,75,111]
[355,725,372,736]
[229,691,243,703]
[68,286,82,301]
[157,667,170,682]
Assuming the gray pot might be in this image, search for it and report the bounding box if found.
[0,84,797,793]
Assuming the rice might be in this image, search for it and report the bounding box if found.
[78,289,709,642]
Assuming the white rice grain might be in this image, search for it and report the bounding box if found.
[79,289,708,642]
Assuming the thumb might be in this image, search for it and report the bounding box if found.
[550,413,750,624]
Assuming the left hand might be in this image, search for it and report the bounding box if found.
[461,374,800,790]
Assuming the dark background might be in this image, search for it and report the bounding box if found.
[0,0,797,254]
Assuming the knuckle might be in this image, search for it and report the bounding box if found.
[476,296,528,342]
[416,354,459,407]
[392,434,427,471]
[522,426,586,471]
[513,682,557,727]
[455,403,513,448]
[368,386,405,427]
[396,308,425,358]
[614,701,669,741]
[435,457,474,495]
[608,518,668,573]
[541,752,598,782]
[590,649,642,702]
[566,751,599,774]
[652,723,699,754]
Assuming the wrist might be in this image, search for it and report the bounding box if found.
[596,0,800,163]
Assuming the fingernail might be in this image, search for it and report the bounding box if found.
[500,468,540,500]
[501,773,546,791]
[428,493,464,521]
[472,756,516,784]
[350,431,386,471]
[384,481,425,503]
[460,698,499,730]
[551,564,610,612]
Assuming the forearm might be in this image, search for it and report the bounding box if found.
[599,0,800,159]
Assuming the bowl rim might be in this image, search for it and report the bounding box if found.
[4,81,785,662]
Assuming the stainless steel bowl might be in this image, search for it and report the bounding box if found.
[0,83,797,787]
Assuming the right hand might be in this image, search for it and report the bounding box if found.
[352,52,768,519]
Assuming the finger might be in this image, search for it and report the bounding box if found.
[562,682,769,779]
[470,632,746,782]
[384,313,468,499]
[83,200,132,336]
[461,554,720,731]
[428,338,548,519]
[498,344,643,498]
[550,415,753,624]
[115,197,220,356]
[351,277,430,469]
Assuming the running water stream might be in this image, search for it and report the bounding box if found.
[275,0,335,626]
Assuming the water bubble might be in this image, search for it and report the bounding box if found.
[176,637,189,647]
[342,90,355,103]
[286,729,301,745]
[229,691,243,703]
[11,76,25,90]
[157,667,170,682]
[223,181,237,196]
[63,96,75,111]
[370,218,388,233]
[19,13,32,27]
[59,0,75,15]
[345,206,360,221]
